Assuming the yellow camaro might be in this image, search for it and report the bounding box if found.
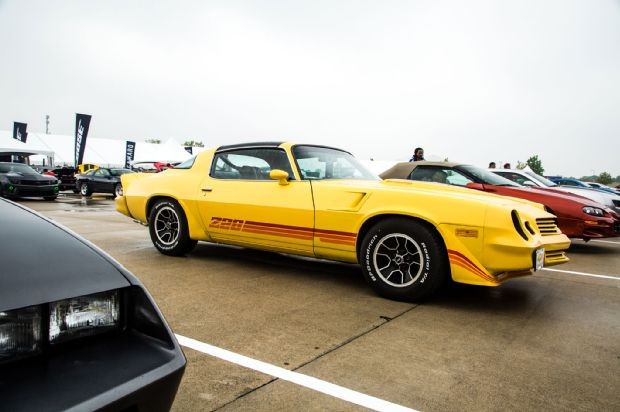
[116,142,570,301]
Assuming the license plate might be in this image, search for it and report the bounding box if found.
[534,248,545,271]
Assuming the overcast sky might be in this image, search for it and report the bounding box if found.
[1,0,619,177]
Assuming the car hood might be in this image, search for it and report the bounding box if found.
[0,200,131,311]
[515,186,610,208]
[2,171,56,182]
[344,178,546,209]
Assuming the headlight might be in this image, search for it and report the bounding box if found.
[0,290,120,364]
[7,177,21,184]
[0,306,42,362]
[583,206,605,217]
[50,290,120,344]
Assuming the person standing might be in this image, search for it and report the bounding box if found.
[489,162,496,168]
[409,147,425,162]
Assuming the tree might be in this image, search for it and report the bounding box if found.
[597,172,613,185]
[183,140,204,147]
[526,155,544,175]
[145,138,161,144]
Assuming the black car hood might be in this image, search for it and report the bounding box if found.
[2,171,56,181]
[0,199,131,311]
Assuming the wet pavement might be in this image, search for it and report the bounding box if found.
[18,195,620,412]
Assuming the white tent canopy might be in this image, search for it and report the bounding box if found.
[0,131,55,157]
[0,130,193,167]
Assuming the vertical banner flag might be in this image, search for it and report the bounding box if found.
[125,141,136,169]
[13,122,28,143]
[184,146,193,155]
[74,113,92,167]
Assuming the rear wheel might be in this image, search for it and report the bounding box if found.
[360,218,448,302]
[114,183,123,198]
[148,199,197,256]
[80,182,92,197]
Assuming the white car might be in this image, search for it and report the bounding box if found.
[492,169,620,214]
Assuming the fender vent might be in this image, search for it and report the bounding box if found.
[511,210,528,241]
[536,218,560,235]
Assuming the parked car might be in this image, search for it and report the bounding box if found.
[380,161,620,241]
[0,162,59,200]
[115,142,570,302]
[76,167,134,197]
[585,182,620,196]
[77,163,99,175]
[45,166,78,192]
[491,169,620,214]
[0,198,186,411]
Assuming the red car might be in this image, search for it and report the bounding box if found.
[380,162,620,241]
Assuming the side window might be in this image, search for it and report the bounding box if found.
[211,148,295,180]
[409,167,471,185]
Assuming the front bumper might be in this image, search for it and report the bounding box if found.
[0,286,186,412]
[3,184,59,198]
[0,332,185,412]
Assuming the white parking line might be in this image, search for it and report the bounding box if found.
[175,334,418,412]
[590,239,620,245]
[541,268,619,281]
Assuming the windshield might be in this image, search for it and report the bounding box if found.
[459,165,520,186]
[0,163,39,176]
[292,145,378,180]
[524,170,557,187]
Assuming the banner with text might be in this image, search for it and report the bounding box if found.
[74,113,92,167]
[13,122,28,143]
[125,141,136,169]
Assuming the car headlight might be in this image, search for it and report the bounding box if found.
[7,177,21,184]
[0,290,120,363]
[0,306,42,362]
[582,206,605,217]
[50,290,120,344]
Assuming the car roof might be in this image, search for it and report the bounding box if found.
[217,142,285,151]
[0,199,131,311]
[379,161,460,178]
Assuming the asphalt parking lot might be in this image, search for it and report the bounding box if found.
[19,195,620,412]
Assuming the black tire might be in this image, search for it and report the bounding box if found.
[79,182,92,197]
[114,183,123,198]
[360,218,448,302]
[44,196,57,201]
[148,199,197,256]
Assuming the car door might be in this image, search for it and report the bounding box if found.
[197,147,315,256]
[91,169,111,192]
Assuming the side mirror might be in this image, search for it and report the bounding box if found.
[269,169,289,186]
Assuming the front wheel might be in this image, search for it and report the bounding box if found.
[360,218,448,302]
[148,199,197,256]
[79,182,92,197]
[114,183,123,198]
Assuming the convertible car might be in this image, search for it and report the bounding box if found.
[380,162,620,241]
[116,142,570,302]
[0,198,185,411]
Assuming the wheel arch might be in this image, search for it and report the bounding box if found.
[356,213,449,266]
[146,195,179,223]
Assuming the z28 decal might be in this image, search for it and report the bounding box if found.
[209,217,356,246]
